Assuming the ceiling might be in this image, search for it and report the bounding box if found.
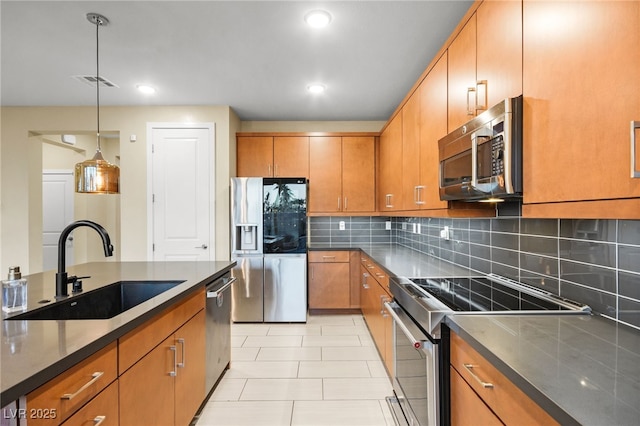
[1,1,473,121]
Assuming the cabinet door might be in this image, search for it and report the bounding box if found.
[175,310,206,426]
[119,335,175,426]
[419,52,449,210]
[309,136,342,212]
[450,368,502,426]
[378,114,403,211]
[523,1,640,208]
[342,136,376,212]
[237,136,273,177]
[273,136,309,178]
[309,262,351,309]
[476,0,522,111]
[448,14,477,131]
[402,91,422,210]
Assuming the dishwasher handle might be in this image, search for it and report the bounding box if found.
[206,276,237,298]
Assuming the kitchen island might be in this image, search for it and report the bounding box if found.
[1,261,234,409]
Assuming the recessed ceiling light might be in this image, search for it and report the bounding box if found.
[304,10,332,28]
[307,84,326,94]
[136,84,156,94]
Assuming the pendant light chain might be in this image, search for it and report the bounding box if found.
[95,15,101,152]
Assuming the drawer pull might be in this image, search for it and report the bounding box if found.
[632,121,640,178]
[61,371,104,400]
[169,346,177,377]
[94,416,106,426]
[322,256,336,260]
[463,364,494,389]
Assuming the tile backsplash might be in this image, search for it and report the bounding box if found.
[308,216,640,330]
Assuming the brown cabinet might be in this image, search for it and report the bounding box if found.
[309,251,351,310]
[359,255,393,375]
[522,0,640,218]
[61,380,119,426]
[119,288,206,426]
[309,250,361,311]
[26,342,118,426]
[237,136,309,178]
[309,136,376,213]
[378,114,403,211]
[448,1,522,132]
[450,331,558,426]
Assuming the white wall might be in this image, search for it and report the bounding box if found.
[1,105,237,274]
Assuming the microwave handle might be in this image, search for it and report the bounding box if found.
[470,128,493,191]
[632,121,640,178]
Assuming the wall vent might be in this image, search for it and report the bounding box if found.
[72,75,119,88]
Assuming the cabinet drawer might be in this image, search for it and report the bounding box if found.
[61,380,118,426]
[309,251,350,263]
[450,332,558,426]
[27,342,117,426]
[119,287,205,374]
[360,256,389,289]
[450,367,502,426]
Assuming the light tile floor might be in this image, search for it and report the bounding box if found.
[195,314,395,426]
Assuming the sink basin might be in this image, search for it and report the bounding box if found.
[6,280,184,320]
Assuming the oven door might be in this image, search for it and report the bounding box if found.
[385,301,439,426]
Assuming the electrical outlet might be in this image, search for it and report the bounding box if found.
[417,223,421,234]
[385,221,392,230]
[402,223,407,231]
[412,223,417,233]
[339,221,345,231]
[440,226,451,240]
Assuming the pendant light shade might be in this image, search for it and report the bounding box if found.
[75,13,120,194]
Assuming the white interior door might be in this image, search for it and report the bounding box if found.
[150,125,214,261]
[42,170,74,271]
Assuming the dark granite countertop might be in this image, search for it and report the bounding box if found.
[446,314,640,426]
[1,261,234,406]
[311,243,640,426]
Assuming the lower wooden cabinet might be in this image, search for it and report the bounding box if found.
[119,302,205,426]
[61,380,119,426]
[360,256,393,376]
[26,342,118,426]
[308,251,361,312]
[450,331,558,426]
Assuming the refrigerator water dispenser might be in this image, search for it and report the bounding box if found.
[235,224,258,251]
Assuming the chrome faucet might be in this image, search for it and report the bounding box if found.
[55,220,114,298]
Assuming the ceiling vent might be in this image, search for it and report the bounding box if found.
[73,75,119,88]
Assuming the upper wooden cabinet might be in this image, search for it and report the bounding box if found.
[522,0,640,218]
[309,136,376,214]
[448,0,522,132]
[237,136,309,178]
[378,114,403,211]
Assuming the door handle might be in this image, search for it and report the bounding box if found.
[195,244,208,249]
[632,121,640,178]
[176,338,186,368]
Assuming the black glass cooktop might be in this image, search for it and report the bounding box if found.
[409,274,589,313]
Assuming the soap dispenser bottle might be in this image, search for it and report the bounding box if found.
[2,266,27,313]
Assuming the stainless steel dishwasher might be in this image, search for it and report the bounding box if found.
[205,272,236,395]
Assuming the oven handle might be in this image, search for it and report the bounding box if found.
[384,301,429,349]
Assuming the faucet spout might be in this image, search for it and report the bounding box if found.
[56,220,114,298]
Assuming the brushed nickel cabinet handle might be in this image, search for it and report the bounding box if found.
[61,371,104,400]
[416,185,425,205]
[337,197,341,211]
[268,164,271,177]
[177,338,186,368]
[344,197,348,211]
[476,80,487,110]
[632,121,640,178]
[463,363,494,389]
[94,416,106,426]
[467,87,476,115]
[362,272,370,289]
[169,346,177,377]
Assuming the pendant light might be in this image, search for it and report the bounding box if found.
[75,13,120,194]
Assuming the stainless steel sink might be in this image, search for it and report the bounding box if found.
[5,280,184,320]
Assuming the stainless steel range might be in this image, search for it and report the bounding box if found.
[385,273,591,426]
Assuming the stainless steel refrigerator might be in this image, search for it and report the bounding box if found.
[230,177,307,322]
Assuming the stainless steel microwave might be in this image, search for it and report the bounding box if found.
[438,95,523,201]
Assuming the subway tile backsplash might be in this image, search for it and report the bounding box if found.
[308,216,640,330]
